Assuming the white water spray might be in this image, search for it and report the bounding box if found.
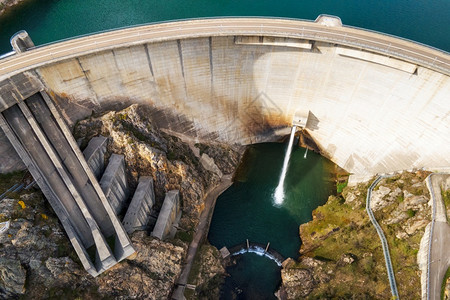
[304,147,308,159]
[274,126,296,205]
[232,246,282,266]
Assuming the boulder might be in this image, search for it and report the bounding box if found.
[281,268,315,299]
[370,186,391,211]
[0,257,26,298]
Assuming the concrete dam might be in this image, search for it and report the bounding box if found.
[0,16,449,185]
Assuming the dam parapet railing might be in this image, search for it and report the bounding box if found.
[0,17,449,77]
[8,16,450,56]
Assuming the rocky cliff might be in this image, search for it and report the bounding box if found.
[0,0,28,16]
[281,171,432,299]
[0,104,241,299]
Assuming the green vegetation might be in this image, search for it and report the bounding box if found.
[442,189,450,209]
[175,230,194,244]
[442,267,450,300]
[336,180,348,194]
[407,209,416,218]
[298,172,428,299]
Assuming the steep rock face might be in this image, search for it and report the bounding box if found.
[74,104,231,229]
[0,0,28,16]
[0,256,26,298]
[282,171,431,299]
[187,245,226,300]
[0,193,190,299]
[0,104,242,298]
[281,268,315,298]
[95,232,187,299]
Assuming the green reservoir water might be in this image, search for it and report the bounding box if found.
[0,1,448,298]
[0,0,449,54]
[208,142,335,298]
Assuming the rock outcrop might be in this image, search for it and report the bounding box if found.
[0,104,242,298]
[282,171,431,299]
[74,104,241,230]
[187,245,226,299]
[0,0,28,16]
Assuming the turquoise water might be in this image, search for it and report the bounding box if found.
[0,0,449,53]
[221,253,281,300]
[208,142,335,298]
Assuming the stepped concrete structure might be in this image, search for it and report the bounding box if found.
[99,154,129,215]
[83,136,108,179]
[0,16,448,184]
[122,176,155,234]
[152,190,181,240]
[0,86,135,276]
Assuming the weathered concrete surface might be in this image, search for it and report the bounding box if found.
[0,91,135,276]
[0,18,448,183]
[122,176,155,234]
[151,190,181,240]
[99,154,129,215]
[83,136,108,179]
[10,30,34,53]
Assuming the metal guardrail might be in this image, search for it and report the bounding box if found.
[0,180,35,201]
[0,18,449,76]
[425,174,437,300]
[366,175,399,299]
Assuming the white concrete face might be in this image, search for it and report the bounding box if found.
[16,35,450,182]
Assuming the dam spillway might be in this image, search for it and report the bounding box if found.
[0,16,449,184]
[274,125,296,205]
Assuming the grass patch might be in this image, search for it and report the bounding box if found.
[407,209,416,218]
[442,190,450,208]
[442,267,450,300]
[301,174,424,298]
[175,230,194,244]
[336,181,348,194]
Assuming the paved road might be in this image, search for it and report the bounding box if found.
[0,18,449,80]
[427,174,450,300]
[172,174,233,300]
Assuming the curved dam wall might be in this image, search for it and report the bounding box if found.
[0,17,449,183]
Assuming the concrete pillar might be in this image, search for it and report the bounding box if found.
[0,91,135,277]
[83,136,108,179]
[100,154,129,215]
[122,176,155,233]
[151,190,181,240]
[10,30,35,53]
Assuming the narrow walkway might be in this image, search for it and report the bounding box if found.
[425,173,450,300]
[172,174,233,300]
[366,176,399,299]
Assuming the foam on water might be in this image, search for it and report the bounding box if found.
[232,246,282,267]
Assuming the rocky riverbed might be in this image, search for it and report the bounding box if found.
[0,104,241,299]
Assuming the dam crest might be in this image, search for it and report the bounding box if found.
[0,16,448,184]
